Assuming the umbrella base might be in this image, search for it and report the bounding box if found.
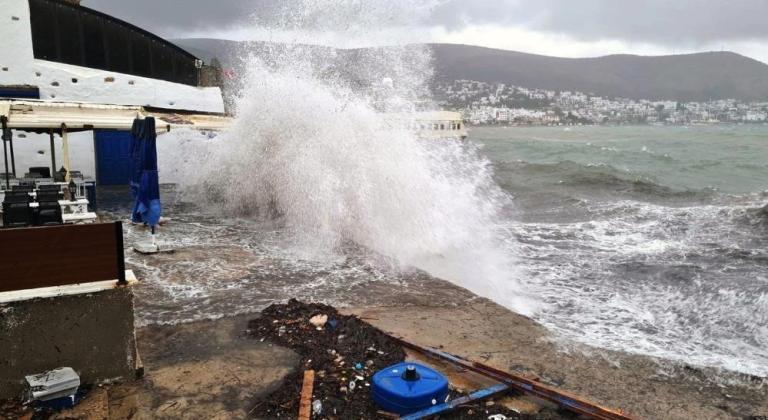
[133,242,175,255]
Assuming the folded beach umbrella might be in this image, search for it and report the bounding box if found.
[130,117,161,232]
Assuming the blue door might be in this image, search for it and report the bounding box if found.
[95,130,132,185]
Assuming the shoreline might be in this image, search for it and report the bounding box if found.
[10,294,764,419]
[120,240,767,418]
[341,299,767,420]
[466,121,768,128]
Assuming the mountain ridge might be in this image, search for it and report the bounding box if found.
[172,38,768,102]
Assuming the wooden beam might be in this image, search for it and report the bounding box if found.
[298,370,315,420]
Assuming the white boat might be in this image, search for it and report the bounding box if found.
[384,111,468,140]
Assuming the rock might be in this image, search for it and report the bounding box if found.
[310,314,328,328]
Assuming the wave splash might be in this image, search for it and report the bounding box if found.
[170,0,537,314]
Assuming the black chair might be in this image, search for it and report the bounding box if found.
[3,192,32,204]
[12,184,33,193]
[38,184,62,191]
[2,202,33,228]
[28,167,52,178]
[35,201,63,226]
[36,191,62,202]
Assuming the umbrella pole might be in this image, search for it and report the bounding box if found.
[1,116,9,189]
[8,128,15,177]
[49,130,57,176]
[62,124,71,182]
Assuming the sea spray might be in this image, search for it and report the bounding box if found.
[170,0,537,314]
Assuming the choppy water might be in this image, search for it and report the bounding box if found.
[118,124,768,379]
[476,125,768,377]
[106,0,768,379]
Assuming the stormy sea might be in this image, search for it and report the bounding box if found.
[474,125,768,378]
[103,0,768,381]
[110,123,768,381]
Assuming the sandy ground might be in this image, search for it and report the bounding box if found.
[342,301,768,420]
[37,297,766,420]
[46,315,299,419]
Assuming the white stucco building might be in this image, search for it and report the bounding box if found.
[0,0,224,113]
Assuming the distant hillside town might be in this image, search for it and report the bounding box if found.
[434,80,768,125]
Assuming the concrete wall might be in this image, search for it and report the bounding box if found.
[0,0,225,113]
[0,286,138,399]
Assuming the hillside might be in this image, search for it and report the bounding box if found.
[431,44,768,102]
[172,39,768,102]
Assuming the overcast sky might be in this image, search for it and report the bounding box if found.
[81,0,768,63]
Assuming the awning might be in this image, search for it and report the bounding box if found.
[0,99,232,132]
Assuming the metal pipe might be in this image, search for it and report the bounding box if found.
[401,384,509,420]
[61,124,71,182]
[392,337,635,420]
[1,116,9,189]
[8,128,15,177]
[49,130,56,176]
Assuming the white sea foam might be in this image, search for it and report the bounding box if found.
[511,199,768,377]
[167,0,537,315]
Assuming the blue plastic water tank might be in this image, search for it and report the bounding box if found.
[371,362,449,415]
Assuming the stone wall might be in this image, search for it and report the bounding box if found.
[0,286,138,399]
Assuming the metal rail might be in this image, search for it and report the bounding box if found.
[400,383,510,420]
[392,336,636,420]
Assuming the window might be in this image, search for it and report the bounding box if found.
[56,5,83,65]
[440,124,445,130]
[105,21,131,74]
[152,43,175,82]
[131,34,151,77]
[28,0,56,60]
[82,14,106,69]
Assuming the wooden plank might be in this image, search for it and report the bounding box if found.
[298,370,315,420]
[0,223,121,292]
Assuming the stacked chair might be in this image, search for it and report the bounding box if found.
[28,167,52,178]
[35,191,63,226]
[2,191,34,228]
[1,185,63,228]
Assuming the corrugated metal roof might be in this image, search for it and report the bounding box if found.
[0,99,232,132]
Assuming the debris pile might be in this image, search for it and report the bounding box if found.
[247,299,406,418]
[247,299,545,419]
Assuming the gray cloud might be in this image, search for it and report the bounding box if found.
[430,0,768,46]
[82,0,768,46]
[80,0,274,37]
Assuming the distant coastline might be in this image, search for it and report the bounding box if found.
[438,80,768,126]
[464,120,768,128]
